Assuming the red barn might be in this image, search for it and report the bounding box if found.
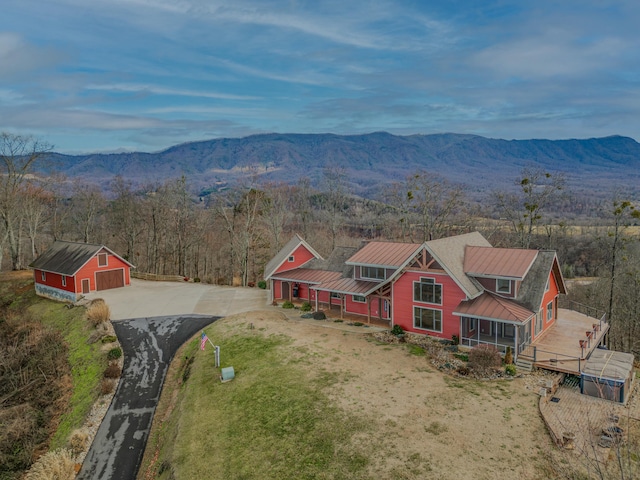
[30,241,134,302]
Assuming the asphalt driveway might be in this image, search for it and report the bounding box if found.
[78,281,267,479]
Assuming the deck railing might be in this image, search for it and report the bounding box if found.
[559,299,606,323]
[526,346,582,372]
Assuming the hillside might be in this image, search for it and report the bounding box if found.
[44,133,640,198]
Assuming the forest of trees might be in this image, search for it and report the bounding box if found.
[1,133,639,355]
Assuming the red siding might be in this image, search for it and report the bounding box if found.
[344,296,389,319]
[34,269,75,293]
[274,245,316,274]
[75,250,131,293]
[392,270,466,340]
[540,271,560,332]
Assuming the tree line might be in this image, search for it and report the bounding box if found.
[1,133,638,354]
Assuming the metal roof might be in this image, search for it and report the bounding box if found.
[464,246,538,279]
[453,291,534,323]
[269,268,342,284]
[311,277,380,295]
[346,241,422,268]
[29,241,133,276]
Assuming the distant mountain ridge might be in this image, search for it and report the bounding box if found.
[46,133,640,198]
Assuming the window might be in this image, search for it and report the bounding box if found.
[496,278,511,294]
[547,301,553,321]
[413,277,442,304]
[330,292,341,299]
[503,324,515,338]
[361,266,385,280]
[288,255,295,262]
[352,295,366,303]
[414,307,442,332]
[98,253,108,267]
[41,271,46,281]
[62,276,66,287]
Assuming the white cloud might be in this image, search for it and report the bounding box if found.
[85,83,260,101]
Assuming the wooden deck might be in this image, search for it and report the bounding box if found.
[520,308,609,375]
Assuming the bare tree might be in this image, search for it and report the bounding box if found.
[321,166,347,251]
[70,181,105,243]
[0,133,51,269]
[260,181,292,253]
[494,168,565,249]
[108,176,142,264]
[21,181,52,261]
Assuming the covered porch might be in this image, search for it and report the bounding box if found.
[459,317,527,356]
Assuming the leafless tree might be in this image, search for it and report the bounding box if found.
[494,168,565,249]
[0,133,51,269]
[70,181,105,243]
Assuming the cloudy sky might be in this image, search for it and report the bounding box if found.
[1,1,639,153]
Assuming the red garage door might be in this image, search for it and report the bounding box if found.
[96,269,125,291]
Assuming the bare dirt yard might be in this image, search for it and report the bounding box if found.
[143,308,612,480]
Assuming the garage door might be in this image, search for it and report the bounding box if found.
[96,269,125,291]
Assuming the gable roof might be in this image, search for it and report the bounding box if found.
[346,241,422,268]
[29,241,133,276]
[453,291,535,324]
[425,231,492,299]
[516,251,566,311]
[264,234,323,279]
[464,246,538,280]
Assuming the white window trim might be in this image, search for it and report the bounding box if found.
[546,301,553,321]
[41,271,46,281]
[496,278,511,294]
[288,255,295,262]
[98,253,108,267]
[62,275,66,287]
[413,306,443,333]
[413,277,443,305]
[352,295,366,303]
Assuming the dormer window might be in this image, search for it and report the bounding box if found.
[496,278,511,294]
[361,266,386,280]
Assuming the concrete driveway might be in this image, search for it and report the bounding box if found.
[78,280,267,479]
[85,279,268,320]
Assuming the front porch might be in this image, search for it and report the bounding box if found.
[519,308,608,375]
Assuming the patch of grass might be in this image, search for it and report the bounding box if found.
[424,421,448,436]
[407,344,426,356]
[28,297,106,449]
[150,324,371,479]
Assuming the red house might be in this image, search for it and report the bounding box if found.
[266,232,580,361]
[30,241,134,302]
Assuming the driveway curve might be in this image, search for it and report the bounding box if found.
[78,280,267,479]
[78,314,219,480]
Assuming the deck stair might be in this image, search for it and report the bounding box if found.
[515,356,534,372]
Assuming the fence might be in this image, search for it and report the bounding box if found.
[132,272,186,282]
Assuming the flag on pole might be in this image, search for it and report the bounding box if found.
[200,332,208,351]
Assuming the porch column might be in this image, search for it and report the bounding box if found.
[494,321,498,346]
[515,326,519,359]
[315,294,318,312]
[367,297,371,324]
[378,297,382,321]
[340,294,344,319]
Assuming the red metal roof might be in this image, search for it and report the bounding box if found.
[269,268,342,284]
[453,292,534,323]
[464,246,538,279]
[312,277,380,295]
[346,241,422,267]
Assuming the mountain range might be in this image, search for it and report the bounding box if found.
[45,132,640,199]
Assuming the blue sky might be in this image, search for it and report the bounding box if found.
[1,1,639,153]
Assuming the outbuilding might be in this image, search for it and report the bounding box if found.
[30,241,134,302]
[580,349,635,404]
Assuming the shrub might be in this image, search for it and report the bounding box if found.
[103,363,122,379]
[25,448,75,480]
[468,344,502,373]
[101,335,118,344]
[451,334,459,345]
[86,301,111,326]
[100,378,117,395]
[68,429,88,456]
[505,364,517,376]
[391,324,404,336]
[300,302,312,312]
[504,346,513,365]
[107,347,122,360]
[257,280,267,289]
[282,300,294,309]
[193,277,201,283]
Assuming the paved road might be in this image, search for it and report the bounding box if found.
[78,314,219,480]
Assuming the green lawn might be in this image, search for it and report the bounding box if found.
[144,324,372,480]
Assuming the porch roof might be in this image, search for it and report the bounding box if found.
[311,277,380,296]
[453,291,534,324]
[270,268,342,284]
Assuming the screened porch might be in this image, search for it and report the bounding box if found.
[459,317,531,356]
